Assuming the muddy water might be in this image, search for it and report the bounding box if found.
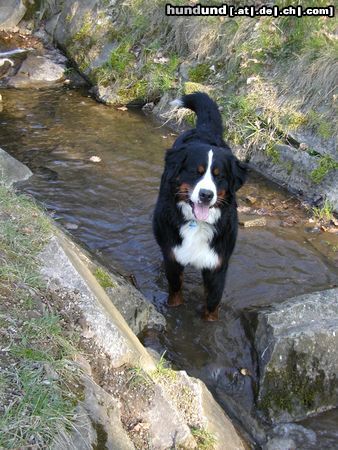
[1,87,337,448]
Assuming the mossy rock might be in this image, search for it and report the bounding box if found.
[188,63,211,83]
[253,288,338,423]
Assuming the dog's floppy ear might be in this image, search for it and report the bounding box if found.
[164,146,187,182]
[231,157,247,191]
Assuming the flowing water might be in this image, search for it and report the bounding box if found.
[1,87,337,448]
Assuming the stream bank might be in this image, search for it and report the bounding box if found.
[34,0,338,213]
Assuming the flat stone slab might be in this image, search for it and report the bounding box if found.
[0,147,32,186]
[239,214,267,228]
[254,288,338,423]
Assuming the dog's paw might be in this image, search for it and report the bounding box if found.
[202,306,219,321]
[167,291,184,307]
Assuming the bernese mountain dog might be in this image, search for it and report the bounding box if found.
[153,92,246,321]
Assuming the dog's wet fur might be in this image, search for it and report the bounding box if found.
[153,92,246,320]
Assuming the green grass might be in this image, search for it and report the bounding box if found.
[312,199,334,223]
[188,63,211,83]
[152,351,177,380]
[310,155,338,184]
[142,53,179,99]
[0,185,80,448]
[0,363,75,449]
[72,12,93,42]
[93,267,116,289]
[110,41,135,78]
[191,427,217,450]
[0,186,51,287]
[307,110,333,139]
[127,366,153,387]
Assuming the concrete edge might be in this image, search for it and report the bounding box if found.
[54,230,157,372]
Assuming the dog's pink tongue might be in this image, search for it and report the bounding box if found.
[194,202,209,221]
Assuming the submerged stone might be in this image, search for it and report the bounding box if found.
[253,288,338,423]
[239,214,267,228]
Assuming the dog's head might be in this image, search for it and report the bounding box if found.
[164,142,246,222]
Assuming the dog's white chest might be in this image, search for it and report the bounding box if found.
[173,221,219,269]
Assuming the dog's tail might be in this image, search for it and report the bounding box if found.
[171,92,224,141]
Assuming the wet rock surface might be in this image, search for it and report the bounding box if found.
[253,288,338,423]
[106,283,166,335]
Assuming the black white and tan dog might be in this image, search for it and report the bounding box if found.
[153,92,246,321]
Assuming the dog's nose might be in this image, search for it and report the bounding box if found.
[199,189,214,203]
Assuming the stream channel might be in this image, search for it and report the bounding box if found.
[1,86,337,449]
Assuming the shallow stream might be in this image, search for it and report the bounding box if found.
[1,87,337,448]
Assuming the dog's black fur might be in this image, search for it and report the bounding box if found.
[153,92,246,320]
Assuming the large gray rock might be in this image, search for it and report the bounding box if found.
[254,288,338,423]
[8,54,65,88]
[0,147,32,186]
[0,0,26,30]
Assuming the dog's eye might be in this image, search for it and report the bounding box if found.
[213,167,220,177]
[197,165,205,175]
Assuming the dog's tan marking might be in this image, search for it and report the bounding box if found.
[178,182,191,202]
[202,306,220,321]
[197,165,205,175]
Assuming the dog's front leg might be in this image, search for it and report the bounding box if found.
[202,266,227,321]
[164,256,184,307]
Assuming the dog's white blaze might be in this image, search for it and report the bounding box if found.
[173,202,221,269]
[190,150,217,205]
[173,221,219,269]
